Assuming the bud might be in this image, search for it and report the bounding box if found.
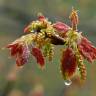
[69,8,79,31]
[38,13,45,21]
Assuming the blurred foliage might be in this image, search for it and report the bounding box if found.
[0,0,96,96]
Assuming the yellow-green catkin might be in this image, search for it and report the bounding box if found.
[75,50,87,80]
[48,45,54,61]
[43,43,54,61]
[35,32,45,48]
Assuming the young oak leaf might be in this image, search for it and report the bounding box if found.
[32,47,45,69]
[7,42,30,66]
[60,48,77,80]
[53,22,70,38]
[7,42,23,56]
[78,37,96,63]
[53,22,70,32]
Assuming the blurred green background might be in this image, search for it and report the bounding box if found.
[0,0,96,96]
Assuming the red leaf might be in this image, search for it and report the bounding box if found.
[61,48,77,79]
[53,22,70,32]
[16,56,26,66]
[7,42,30,66]
[32,47,45,68]
[78,37,96,63]
[7,42,23,56]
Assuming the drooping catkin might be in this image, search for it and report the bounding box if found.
[48,45,54,61]
[75,50,87,80]
[43,43,54,61]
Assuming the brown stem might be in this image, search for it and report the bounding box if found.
[48,34,66,45]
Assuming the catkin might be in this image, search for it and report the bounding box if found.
[48,45,54,61]
[75,50,87,80]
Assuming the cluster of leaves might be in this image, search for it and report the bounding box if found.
[7,8,96,82]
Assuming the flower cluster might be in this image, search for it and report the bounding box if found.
[7,8,96,83]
